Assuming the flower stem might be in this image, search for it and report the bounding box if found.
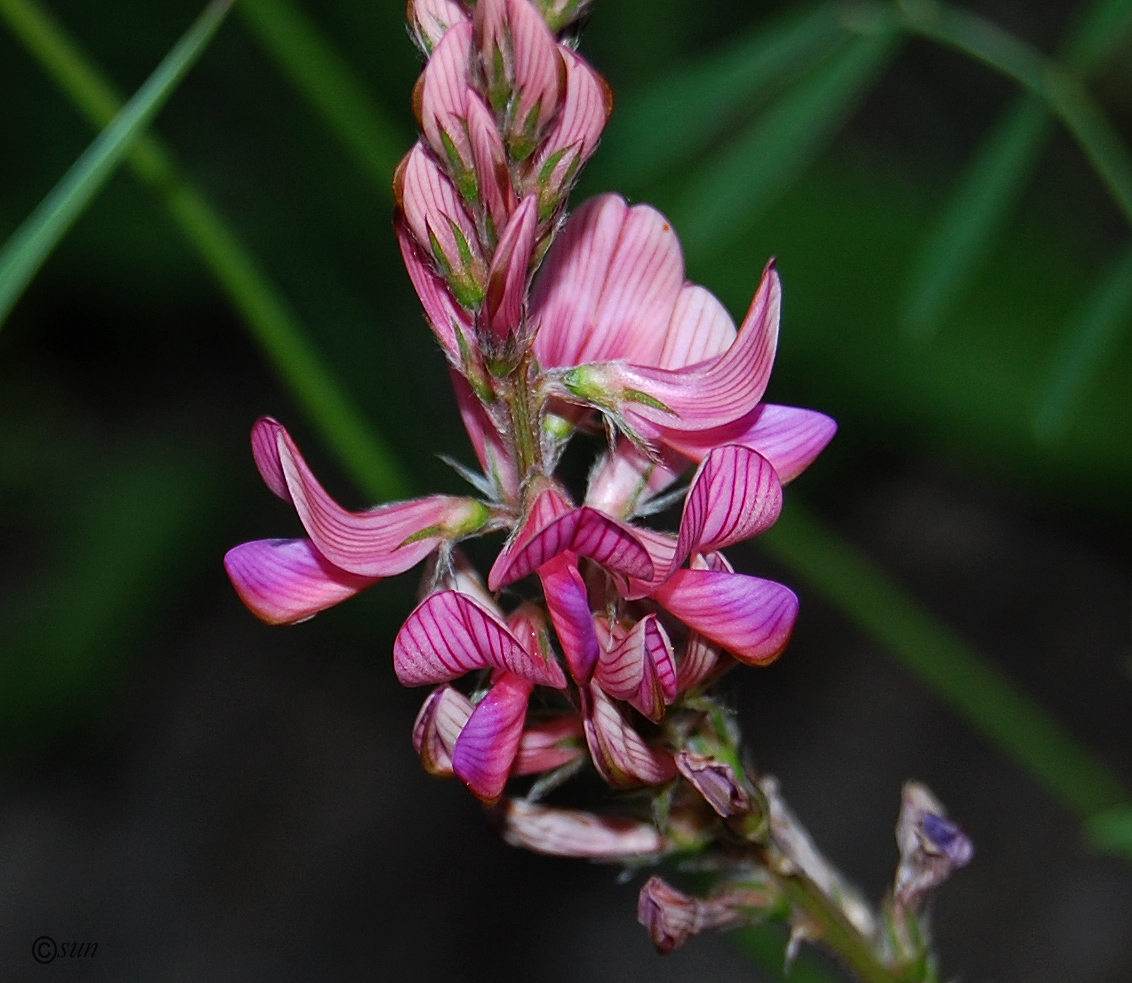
[505,353,543,489]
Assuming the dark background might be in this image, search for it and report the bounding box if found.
[0,0,1130,979]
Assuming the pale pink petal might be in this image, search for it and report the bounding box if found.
[412,684,474,777]
[489,505,653,588]
[657,284,737,369]
[512,715,585,775]
[584,438,684,520]
[484,195,538,342]
[450,369,519,503]
[224,538,377,625]
[453,671,534,802]
[653,569,798,665]
[408,0,469,53]
[539,553,599,683]
[395,211,470,359]
[673,444,782,569]
[594,614,677,722]
[268,423,488,577]
[394,590,567,687]
[493,798,666,858]
[418,23,475,178]
[466,92,516,235]
[582,683,676,788]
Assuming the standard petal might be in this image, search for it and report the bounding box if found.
[271,424,487,577]
[594,614,677,722]
[412,684,474,777]
[657,284,737,369]
[539,553,599,683]
[493,798,666,859]
[582,683,676,788]
[483,195,538,343]
[224,538,377,625]
[653,569,798,665]
[452,672,534,802]
[673,444,782,569]
[394,590,567,687]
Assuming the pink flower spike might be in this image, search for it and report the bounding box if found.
[395,212,471,360]
[512,715,585,775]
[261,420,489,577]
[224,538,377,625]
[394,589,567,687]
[407,0,469,54]
[673,444,783,570]
[493,798,666,859]
[452,671,535,802]
[412,685,474,777]
[653,569,798,666]
[418,24,476,190]
[466,92,516,235]
[539,553,599,683]
[582,682,676,788]
[483,195,538,344]
[489,504,653,589]
[396,142,485,309]
[594,614,677,722]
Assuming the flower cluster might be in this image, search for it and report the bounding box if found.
[225,0,836,810]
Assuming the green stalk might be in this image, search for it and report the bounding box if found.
[0,0,408,501]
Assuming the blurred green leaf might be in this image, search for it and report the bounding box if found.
[1034,243,1132,443]
[594,3,849,191]
[901,0,1132,338]
[0,0,233,329]
[1,0,409,502]
[760,502,1131,819]
[670,24,900,260]
[1087,805,1132,860]
[238,0,408,196]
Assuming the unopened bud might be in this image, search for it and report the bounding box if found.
[674,750,753,818]
[894,781,973,911]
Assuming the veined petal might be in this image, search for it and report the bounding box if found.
[493,798,666,859]
[513,715,585,775]
[585,438,683,520]
[677,631,723,691]
[489,484,572,588]
[654,569,798,665]
[396,211,470,359]
[489,504,653,588]
[408,0,469,53]
[453,672,534,802]
[674,444,782,569]
[467,92,515,235]
[265,421,488,577]
[484,195,538,343]
[418,23,475,179]
[594,614,677,722]
[623,526,678,600]
[224,538,377,625]
[539,553,599,683]
[412,684,474,777]
[251,416,290,499]
[394,590,567,687]
[582,683,676,788]
[657,284,737,369]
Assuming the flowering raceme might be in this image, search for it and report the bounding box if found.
[224,0,969,971]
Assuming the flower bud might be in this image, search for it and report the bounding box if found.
[893,781,973,911]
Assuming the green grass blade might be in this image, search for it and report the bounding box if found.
[593,3,849,191]
[0,0,234,328]
[760,502,1131,819]
[672,25,900,261]
[901,0,1132,339]
[1033,242,1132,443]
[902,98,1051,339]
[1,0,409,502]
[238,0,407,196]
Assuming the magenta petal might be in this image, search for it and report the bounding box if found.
[616,262,781,437]
[394,590,567,687]
[677,632,723,691]
[494,798,665,859]
[412,685,474,777]
[582,683,676,788]
[539,553,599,683]
[251,417,291,500]
[623,526,678,600]
[453,672,534,802]
[594,615,677,722]
[654,569,798,665]
[674,444,783,569]
[513,715,585,776]
[484,195,538,342]
[489,505,653,588]
[224,538,377,625]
